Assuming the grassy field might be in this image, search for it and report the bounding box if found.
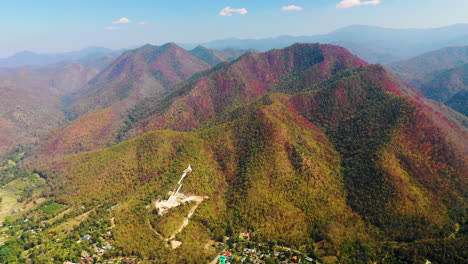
[51,208,95,233]
[45,208,73,225]
[0,179,24,225]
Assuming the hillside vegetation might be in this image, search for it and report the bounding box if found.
[66,43,211,118]
[389,46,468,115]
[18,44,467,263]
[0,64,99,158]
[32,43,214,162]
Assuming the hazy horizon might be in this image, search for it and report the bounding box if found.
[1,22,468,59]
[1,0,468,57]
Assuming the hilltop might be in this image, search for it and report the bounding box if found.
[66,43,211,118]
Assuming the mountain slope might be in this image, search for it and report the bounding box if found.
[67,43,211,118]
[189,46,253,66]
[0,64,99,157]
[291,65,466,238]
[389,46,468,78]
[418,63,467,102]
[37,43,366,161]
[446,89,468,115]
[0,118,16,151]
[30,43,467,263]
[41,96,370,261]
[34,43,212,161]
[189,46,228,66]
[140,43,368,132]
[389,46,468,114]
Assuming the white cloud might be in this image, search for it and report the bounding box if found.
[282,5,303,11]
[139,21,148,25]
[337,0,381,8]
[219,6,248,16]
[104,26,119,30]
[112,17,131,24]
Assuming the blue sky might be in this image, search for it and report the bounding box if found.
[1,0,468,57]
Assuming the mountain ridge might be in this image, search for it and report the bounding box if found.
[26,43,467,263]
[66,43,211,118]
[181,24,468,64]
[0,46,125,68]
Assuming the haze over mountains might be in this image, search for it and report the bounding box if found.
[189,46,255,67]
[0,47,125,69]
[0,23,467,264]
[66,43,211,117]
[0,43,252,162]
[3,24,468,69]
[0,63,99,157]
[389,46,468,115]
[182,24,468,64]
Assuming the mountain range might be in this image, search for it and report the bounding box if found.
[17,43,466,263]
[0,20,466,263]
[2,23,467,71]
[0,46,124,69]
[31,43,212,162]
[0,63,99,157]
[3,24,468,70]
[182,24,468,64]
[66,43,212,117]
[0,44,251,164]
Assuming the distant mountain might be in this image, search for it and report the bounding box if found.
[0,63,99,157]
[33,43,212,160]
[140,43,369,132]
[184,24,468,63]
[417,63,468,102]
[33,44,467,263]
[446,89,468,116]
[0,46,124,68]
[76,54,119,70]
[389,46,468,114]
[389,46,468,80]
[66,43,211,118]
[189,46,255,66]
[216,48,257,61]
[189,46,228,66]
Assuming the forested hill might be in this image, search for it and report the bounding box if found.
[19,43,467,263]
[0,63,99,158]
[32,43,213,162]
[66,43,211,118]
